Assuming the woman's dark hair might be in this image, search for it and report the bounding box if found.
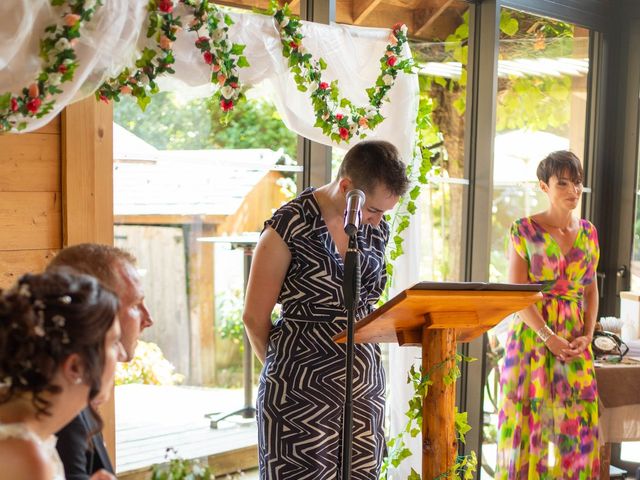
[0,269,118,428]
[337,140,410,196]
[536,150,583,184]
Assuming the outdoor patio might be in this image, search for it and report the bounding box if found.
[116,384,258,479]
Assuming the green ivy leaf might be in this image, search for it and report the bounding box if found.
[0,93,11,111]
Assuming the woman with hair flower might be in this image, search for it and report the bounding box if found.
[0,270,125,480]
[496,151,600,479]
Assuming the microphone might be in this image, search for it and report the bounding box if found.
[343,189,366,236]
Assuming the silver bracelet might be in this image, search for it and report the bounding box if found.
[536,324,555,343]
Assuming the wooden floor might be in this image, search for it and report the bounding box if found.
[115,384,258,479]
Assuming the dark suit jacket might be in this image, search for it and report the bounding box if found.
[56,408,114,479]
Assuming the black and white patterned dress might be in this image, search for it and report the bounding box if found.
[256,187,388,480]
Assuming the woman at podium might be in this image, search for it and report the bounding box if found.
[496,150,600,479]
[242,140,409,479]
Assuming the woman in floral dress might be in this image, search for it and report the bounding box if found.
[496,151,600,479]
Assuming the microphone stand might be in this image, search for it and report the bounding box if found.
[340,233,360,480]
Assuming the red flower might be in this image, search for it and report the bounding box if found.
[387,56,397,67]
[10,98,18,112]
[26,98,42,113]
[289,41,298,49]
[203,51,213,65]
[220,99,234,111]
[196,36,209,47]
[392,22,403,32]
[58,64,68,74]
[319,82,329,90]
[336,113,344,120]
[158,0,173,13]
[99,95,109,104]
[230,82,238,88]
[339,127,349,140]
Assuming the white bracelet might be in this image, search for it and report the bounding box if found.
[536,324,555,343]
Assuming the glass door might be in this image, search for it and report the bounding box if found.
[483,7,592,478]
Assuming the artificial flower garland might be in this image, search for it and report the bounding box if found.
[270,0,415,143]
[0,0,103,133]
[96,0,248,115]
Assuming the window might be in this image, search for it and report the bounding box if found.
[483,9,591,477]
[112,84,299,475]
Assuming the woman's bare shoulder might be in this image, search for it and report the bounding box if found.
[0,437,51,480]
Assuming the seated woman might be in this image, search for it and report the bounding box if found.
[0,270,124,480]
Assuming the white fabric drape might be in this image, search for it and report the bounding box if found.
[1,1,419,163]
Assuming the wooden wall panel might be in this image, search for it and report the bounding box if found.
[0,249,59,289]
[0,192,62,250]
[0,134,60,192]
[0,113,62,290]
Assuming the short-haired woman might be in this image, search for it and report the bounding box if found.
[496,151,600,479]
[243,140,409,479]
[0,270,124,480]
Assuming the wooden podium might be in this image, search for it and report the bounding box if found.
[334,282,542,479]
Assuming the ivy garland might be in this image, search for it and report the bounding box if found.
[0,0,103,133]
[270,0,415,143]
[380,355,478,480]
[96,0,249,115]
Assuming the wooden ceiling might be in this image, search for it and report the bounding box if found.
[217,0,468,40]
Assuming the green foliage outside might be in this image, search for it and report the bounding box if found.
[113,90,297,158]
[216,288,281,347]
[115,340,184,386]
[151,449,214,480]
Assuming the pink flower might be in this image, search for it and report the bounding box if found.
[10,98,18,112]
[158,0,173,13]
[387,56,397,67]
[26,98,42,113]
[229,82,238,88]
[339,127,349,140]
[99,95,109,104]
[28,83,39,99]
[358,117,368,127]
[212,63,221,72]
[388,34,398,46]
[196,36,209,46]
[64,13,81,27]
[220,99,234,111]
[336,113,344,120]
[319,82,329,90]
[120,85,132,95]
[203,51,213,65]
[159,35,173,50]
[217,73,227,85]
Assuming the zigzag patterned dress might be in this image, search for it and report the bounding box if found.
[256,187,388,480]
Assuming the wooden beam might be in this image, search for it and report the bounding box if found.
[61,97,116,459]
[61,98,113,246]
[353,0,384,25]
[187,224,217,385]
[414,0,455,38]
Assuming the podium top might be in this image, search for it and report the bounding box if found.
[408,281,541,292]
[334,282,542,346]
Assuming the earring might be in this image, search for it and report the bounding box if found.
[74,377,82,385]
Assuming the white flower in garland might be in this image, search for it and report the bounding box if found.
[0,0,103,132]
